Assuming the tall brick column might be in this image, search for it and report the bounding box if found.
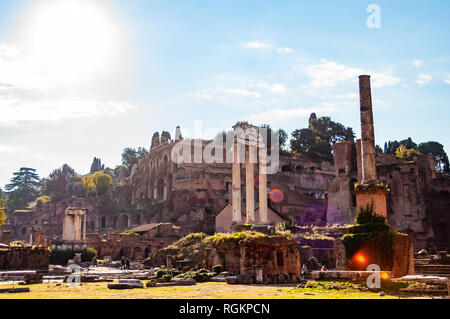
[359,75,377,184]
[354,75,389,220]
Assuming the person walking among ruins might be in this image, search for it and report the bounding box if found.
[301,264,309,278]
[91,255,98,268]
[126,257,130,271]
[121,256,127,272]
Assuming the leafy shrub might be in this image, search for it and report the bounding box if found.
[50,247,97,265]
[355,203,386,225]
[342,202,394,270]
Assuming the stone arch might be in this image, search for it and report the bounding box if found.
[163,155,169,174]
[110,216,118,229]
[349,178,357,208]
[119,214,129,228]
[132,214,141,226]
[132,246,144,260]
[144,245,152,258]
[119,247,131,259]
[157,178,165,200]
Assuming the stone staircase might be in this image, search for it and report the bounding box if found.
[415,264,450,278]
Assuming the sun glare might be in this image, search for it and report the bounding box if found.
[15,0,128,89]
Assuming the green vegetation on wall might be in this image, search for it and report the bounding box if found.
[341,203,395,270]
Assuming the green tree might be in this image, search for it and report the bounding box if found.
[43,164,76,201]
[121,147,148,173]
[399,137,417,150]
[290,114,355,162]
[90,157,104,174]
[385,140,400,155]
[82,171,112,196]
[93,171,112,195]
[4,167,41,212]
[0,201,6,227]
[418,141,450,174]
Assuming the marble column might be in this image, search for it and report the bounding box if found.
[245,145,255,224]
[258,147,268,224]
[232,139,242,224]
[83,213,87,242]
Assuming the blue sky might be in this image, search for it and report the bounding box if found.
[0,0,449,187]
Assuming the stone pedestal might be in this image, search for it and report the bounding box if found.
[354,185,389,219]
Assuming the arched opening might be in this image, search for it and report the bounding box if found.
[119,215,129,228]
[281,165,292,172]
[350,178,357,208]
[111,216,118,229]
[295,165,303,172]
[132,214,141,226]
[163,155,169,174]
[119,247,131,259]
[276,251,284,267]
[101,216,106,228]
[145,246,152,258]
[157,178,165,200]
[132,247,144,260]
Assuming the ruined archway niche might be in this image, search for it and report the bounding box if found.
[62,207,87,242]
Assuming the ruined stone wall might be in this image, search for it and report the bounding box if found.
[328,142,450,250]
[239,241,300,277]
[0,247,49,270]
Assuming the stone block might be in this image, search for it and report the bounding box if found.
[108,282,143,289]
[225,276,239,285]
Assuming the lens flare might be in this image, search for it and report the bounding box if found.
[354,252,366,264]
[269,189,284,203]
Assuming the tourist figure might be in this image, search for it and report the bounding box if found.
[121,256,127,271]
[321,265,327,272]
[301,264,309,277]
[91,256,98,268]
[126,258,130,271]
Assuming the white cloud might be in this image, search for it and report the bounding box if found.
[258,83,287,94]
[0,95,133,126]
[243,41,273,50]
[248,103,336,124]
[444,76,450,85]
[217,87,262,99]
[415,74,432,85]
[304,60,401,88]
[277,47,293,54]
[412,59,423,67]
